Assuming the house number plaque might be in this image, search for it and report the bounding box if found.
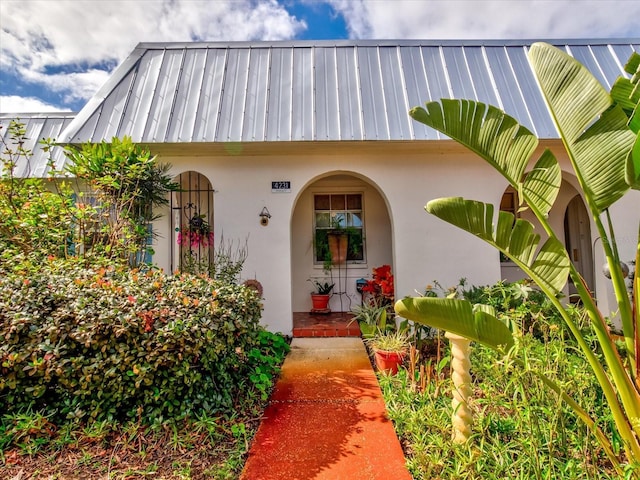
[271,181,291,193]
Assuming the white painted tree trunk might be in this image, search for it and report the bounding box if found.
[446,332,473,444]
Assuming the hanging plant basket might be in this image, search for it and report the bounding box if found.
[327,231,348,265]
[178,214,213,247]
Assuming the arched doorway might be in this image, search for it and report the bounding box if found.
[170,171,214,274]
[498,180,594,298]
[291,173,393,315]
[564,194,594,298]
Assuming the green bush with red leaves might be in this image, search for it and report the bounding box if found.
[0,257,288,424]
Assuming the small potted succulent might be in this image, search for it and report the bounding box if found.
[366,329,410,375]
[309,279,335,312]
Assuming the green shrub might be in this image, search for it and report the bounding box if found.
[0,258,289,424]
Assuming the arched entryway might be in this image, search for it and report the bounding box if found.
[498,178,595,298]
[170,171,215,274]
[564,194,594,298]
[291,173,393,316]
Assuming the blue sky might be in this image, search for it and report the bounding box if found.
[1,0,639,113]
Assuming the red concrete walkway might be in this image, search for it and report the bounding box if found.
[241,338,412,480]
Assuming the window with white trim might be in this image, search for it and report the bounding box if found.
[313,193,365,265]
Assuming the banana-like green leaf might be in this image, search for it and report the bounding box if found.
[616,51,640,134]
[394,297,514,351]
[409,99,561,216]
[409,100,537,186]
[529,42,634,211]
[522,149,562,217]
[611,76,639,121]
[628,133,640,190]
[426,197,570,295]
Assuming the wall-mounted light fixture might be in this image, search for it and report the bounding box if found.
[259,206,271,226]
[603,261,629,279]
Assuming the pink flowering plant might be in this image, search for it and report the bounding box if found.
[178,214,213,247]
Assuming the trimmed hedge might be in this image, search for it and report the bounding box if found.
[0,259,287,423]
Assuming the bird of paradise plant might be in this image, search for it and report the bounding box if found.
[395,43,640,476]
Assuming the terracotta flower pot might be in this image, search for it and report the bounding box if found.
[311,293,331,311]
[374,349,406,375]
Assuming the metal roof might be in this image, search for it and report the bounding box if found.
[0,113,75,177]
[58,39,639,146]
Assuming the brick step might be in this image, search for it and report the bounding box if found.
[292,312,360,338]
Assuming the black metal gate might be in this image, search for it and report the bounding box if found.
[170,171,215,274]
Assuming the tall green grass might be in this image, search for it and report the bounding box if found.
[380,330,615,479]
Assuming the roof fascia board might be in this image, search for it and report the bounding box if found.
[134,38,640,50]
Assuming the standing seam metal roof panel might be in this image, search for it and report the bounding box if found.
[195,49,227,142]
[380,46,412,140]
[398,47,429,140]
[336,47,362,141]
[314,47,335,140]
[266,48,292,141]
[291,47,313,141]
[167,47,207,142]
[56,39,640,145]
[0,113,76,177]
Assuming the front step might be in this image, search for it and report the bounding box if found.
[292,312,361,338]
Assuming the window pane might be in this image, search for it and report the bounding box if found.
[315,194,330,210]
[315,229,329,262]
[332,212,346,228]
[347,229,364,261]
[316,212,331,227]
[349,212,363,227]
[347,194,361,209]
[330,194,345,210]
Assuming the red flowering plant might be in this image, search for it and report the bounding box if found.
[177,214,213,248]
[362,264,394,306]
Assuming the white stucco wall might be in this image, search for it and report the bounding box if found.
[150,141,639,335]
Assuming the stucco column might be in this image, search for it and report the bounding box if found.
[445,332,473,444]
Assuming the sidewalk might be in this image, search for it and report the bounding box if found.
[240,337,412,480]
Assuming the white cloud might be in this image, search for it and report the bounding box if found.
[0,95,65,113]
[328,0,640,39]
[1,0,637,113]
[2,0,306,68]
[17,68,112,105]
[0,0,306,109]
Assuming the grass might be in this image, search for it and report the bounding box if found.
[378,333,618,479]
[1,411,263,479]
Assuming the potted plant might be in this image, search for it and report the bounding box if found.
[178,214,214,247]
[366,329,410,375]
[309,279,334,312]
[350,299,389,338]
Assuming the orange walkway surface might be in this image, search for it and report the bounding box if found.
[241,338,413,480]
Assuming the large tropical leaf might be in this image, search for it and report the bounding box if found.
[521,149,562,216]
[529,42,633,210]
[394,297,514,351]
[426,197,570,295]
[409,100,561,216]
[409,100,536,185]
[611,51,640,133]
[629,134,640,190]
